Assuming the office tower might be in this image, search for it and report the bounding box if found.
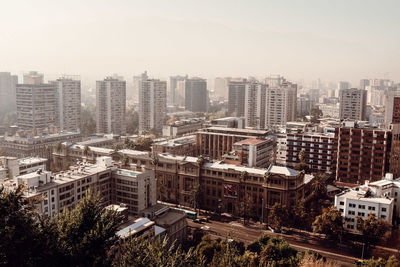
[265,78,297,127]
[227,79,246,117]
[385,91,400,128]
[244,82,266,128]
[138,71,167,135]
[0,72,18,113]
[51,76,81,132]
[16,82,57,130]
[169,75,187,106]
[96,76,126,135]
[359,79,370,90]
[338,88,367,121]
[23,71,44,85]
[184,77,207,112]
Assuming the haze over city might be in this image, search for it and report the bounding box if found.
[1,0,399,84]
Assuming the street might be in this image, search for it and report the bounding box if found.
[188,219,358,266]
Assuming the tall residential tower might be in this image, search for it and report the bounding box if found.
[138,72,167,135]
[96,76,126,135]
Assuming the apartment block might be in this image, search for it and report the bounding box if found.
[334,122,400,184]
[384,91,400,128]
[169,75,187,106]
[8,157,156,217]
[338,88,367,121]
[96,76,126,135]
[245,82,266,128]
[16,83,57,130]
[228,79,246,117]
[51,76,81,132]
[138,72,167,134]
[23,71,44,85]
[265,79,297,127]
[286,133,336,173]
[196,127,270,160]
[162,118,204,137]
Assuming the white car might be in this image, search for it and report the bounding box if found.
[201,225,210,231]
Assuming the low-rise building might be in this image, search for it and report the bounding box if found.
[162,118,204,137]
[196,127,270,160]
[335,173,399,233]
[152,135,197,156]
[0,156,47,180]
[224,138,274,168]
[210,117,245,129]
[0,131,82,159]
[5,156,156,217]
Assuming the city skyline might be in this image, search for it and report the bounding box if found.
[0,0,399,84]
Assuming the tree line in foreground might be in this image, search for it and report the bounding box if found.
[0,186,398,267]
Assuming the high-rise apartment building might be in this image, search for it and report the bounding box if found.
[335,122,400,184]
[96,76,126,135]
[214,77,231,100]
[23,71,44,85]
[385,91,400,128]
[51,76,81,132]
[265,78,297,127]
[339,88,367,121]
[183,77,207,112]
[244,82,266,128]
[228,79,246,117]
[169,75,187,106]
[138,72,167,135]
[0,72,18,113]
[359,79,370,90]
[16,83,57,130]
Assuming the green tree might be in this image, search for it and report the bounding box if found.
[259,238,300,266]
[268,203,289,230]
[49,192,124,266]
[125,107,139,135]
[312,206,343,239]
[81,105,96,136]
[356,213,391,248]
[295,150,310,173]
[0,186,49,266]
[117,237,202,267]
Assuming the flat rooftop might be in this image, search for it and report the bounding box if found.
[19,157,47,166]
[199,126,268,135]
[115,169,141,177]
[234,138,270,145]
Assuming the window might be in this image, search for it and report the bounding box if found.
[381,215,386,219]
[358,205,365,209]
[382,207,387,212]
[368,206,375,211]
[349,203,356,208]
[357,212,365,216]
[340,201,344,205]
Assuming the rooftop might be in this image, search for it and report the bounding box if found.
[337,189,393,205]
[199,127,268,135]
[18,157,47,166]
[116,218,155,239]
[155,209,186,226]
[115,169,141,177]
[234,138,271,145]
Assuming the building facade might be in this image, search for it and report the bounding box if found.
[196,127,270,160]
[96,76,126,135]
[51,76,81,132]
[16,83,57,130]
[338,88,367,121]
[334,122,400,184]
[0,72,18,113]
[228,80,246,117]
[183,77,207,112]
[138,72,167,134]
[265,79,297,127]
[245,82,266,128]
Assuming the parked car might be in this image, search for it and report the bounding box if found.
[201,225,210,231]
[193,218,202,224]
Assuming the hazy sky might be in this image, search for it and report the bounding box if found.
[1,0,399,85]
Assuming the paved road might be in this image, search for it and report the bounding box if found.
[188,219,358,266]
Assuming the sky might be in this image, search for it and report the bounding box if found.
[0,0,399,86]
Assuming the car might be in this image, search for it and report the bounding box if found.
[200,217,209,223]
[201,225,210,231]
[193,218,202,224]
